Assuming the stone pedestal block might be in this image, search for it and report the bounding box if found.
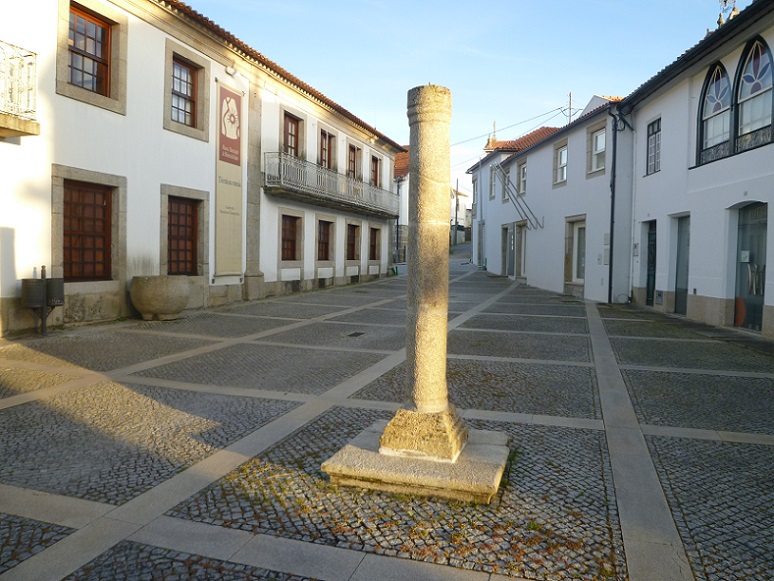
[379,405,468,463]
[322,421,508,504]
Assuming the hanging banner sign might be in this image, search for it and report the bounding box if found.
[215,82,244,276]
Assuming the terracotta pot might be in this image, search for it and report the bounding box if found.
[129,275,190,321]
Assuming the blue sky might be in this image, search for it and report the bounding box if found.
[184,0,753,198]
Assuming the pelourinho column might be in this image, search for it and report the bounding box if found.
[379,85,468,462]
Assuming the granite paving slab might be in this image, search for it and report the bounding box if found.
[0,332,214,372]
[326,308,408,326]
[167,407,625,580]
[448,330,592,362]
[646,436,774,581]
[274,290,401,306]
[603,319,702,339]
[0,513,74,575]
[63,540,317,580]
[262,322,405,352]
[624,370,774,434]
[483,303,588,317]
[0,382,298,504]
[127,312,293,338]
[461,314,588,335]
[0,367,75,399]
[353,359,600,419]
[494,296,584,305]
[134,343,387,394]
[610,337,774,372]
[221,302,349,319]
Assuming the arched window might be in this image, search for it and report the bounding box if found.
[736,39,773,151]
[699,64,731,162]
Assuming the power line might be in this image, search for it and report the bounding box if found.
[450,107,564,147]
[450,109,566,169]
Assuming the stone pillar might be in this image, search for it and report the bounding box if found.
[379,85,468,463]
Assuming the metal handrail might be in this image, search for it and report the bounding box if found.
[264,152,399,217]
[0,40,36,120]
[492,163,543,229]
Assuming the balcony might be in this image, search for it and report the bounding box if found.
[0,40,39,137]
[264,152,399,219]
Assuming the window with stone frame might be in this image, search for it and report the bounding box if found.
[167,196,198,275]
[68,5,111,96]
[317,220,333,261]
[348,144,362,180]
[319,129,335,169]
[736,39,773,153]
[346,223,360,260]
[369,227,380,260]
[590,128,605,173]
[700,64,731,162]
[171,58,196,127]
[517,161,527,195]
[284,113,300,157]
[281,214,301,261]
[554,143,568,184]
[371,155,381,187]
[647,118,661,175]
[63,180,112,281]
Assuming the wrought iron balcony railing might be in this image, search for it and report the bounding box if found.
[0,39,38,137]
[264,152,399,219]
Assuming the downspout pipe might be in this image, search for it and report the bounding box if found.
[607,106,634,303]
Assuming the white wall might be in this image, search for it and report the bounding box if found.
[629,24,774,309]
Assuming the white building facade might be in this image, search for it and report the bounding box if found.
[0,0,402,336]
[470,103,631,304]
[471,1,774,338]
[619,1,774,336]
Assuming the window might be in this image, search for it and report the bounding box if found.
[320,129,335,169]
[647,119,661,175]
[554,144,568,183]
[501,167,510,201]
[517,161,527,195]
[68,5,110,96]
[57,1,127,114]
[317,220,332,261]
[737,39,773,150]
[369,227,380,260]
[572,222,586,283]
[489,166,496,199]
[163,41,209,140]
[284,113,300,157]
[160,184,208,279]
[348,145,362,179]
[701,65,731,151]
[590,129,605,172]
[63,180,112,281]
[281,214,300,261]
[168,196,198,275]
[346,223,360,260]
[371,155,381,187]
[171,59,196,127]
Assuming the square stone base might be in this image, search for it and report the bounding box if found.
[321,420,510,504]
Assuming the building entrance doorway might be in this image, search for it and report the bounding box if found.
[646,221,657,306]
[502,225,514,277]
[674,216,690,315]
[515,223,526,277]
[735,203,767,331]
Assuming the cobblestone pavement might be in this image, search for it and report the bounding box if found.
[0,246,772,580]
